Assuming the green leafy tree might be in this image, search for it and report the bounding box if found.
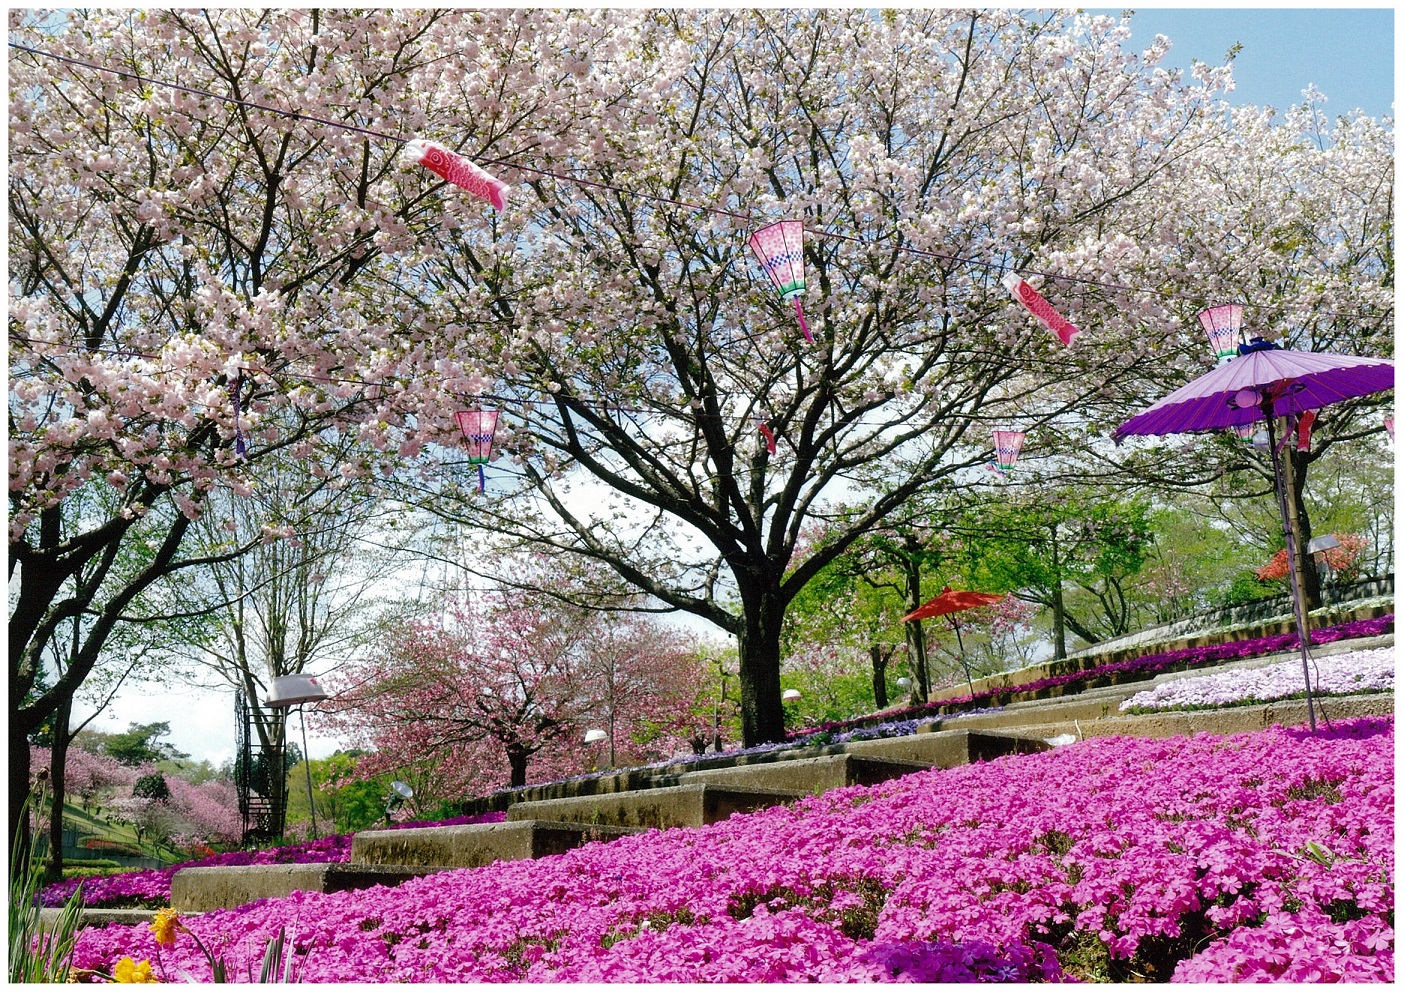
[103,722,187,768]
[783,531,907,712]
[957,490,1154,658]
[131,772,172,804]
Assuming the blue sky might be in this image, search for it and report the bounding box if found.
[1102,7,1394,119]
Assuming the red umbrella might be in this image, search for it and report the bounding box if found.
[902,586,1005,623]
[901,587,1005,699]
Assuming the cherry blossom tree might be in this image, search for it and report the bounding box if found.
[1085,95,1395,607]
[60,747,133,816]
[322,595,596,793]
[322,587,714,797]
[574,612,713,768]
[8,7,583,848]
[393,9,1250,746]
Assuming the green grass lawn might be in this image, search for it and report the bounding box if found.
[56,802,184,865]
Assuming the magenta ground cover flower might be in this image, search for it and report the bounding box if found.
[71,717,1393,983]
[1121,646,1395,713]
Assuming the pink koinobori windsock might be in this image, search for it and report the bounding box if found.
[757,419,777,455]
[988,429,1025,477]
[749,221,812,342]
[404,139,509,211]
[455,409,499,493]
[1199,304,1244,365]
[1002,272,1080,346]
[1295,409,1316,452]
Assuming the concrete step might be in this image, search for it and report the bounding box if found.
[505,783,806,831]
[660,753,929,794]
[927,696,1136,732]
[838,729,1052,766]
[940,692,1394,744]
[350,819,638,869]
[170,863,442,913]
[39,906,160,931]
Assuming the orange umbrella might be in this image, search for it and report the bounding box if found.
[901,586,1005,623]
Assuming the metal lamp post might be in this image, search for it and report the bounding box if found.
[262,674,329,840]
[709,659,730,753]
[1308,534,1341,608]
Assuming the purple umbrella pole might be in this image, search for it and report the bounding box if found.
[1260,402,1318,733]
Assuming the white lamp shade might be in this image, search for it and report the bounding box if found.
[390,781,414,800]
[781,689,801,702]
[896,677,912,690]
[263,673,329,708]
[1308,535,1341,555]
[583,729,608,744]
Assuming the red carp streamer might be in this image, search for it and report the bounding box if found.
[1002,272,1080,345]
[404,139,509,211]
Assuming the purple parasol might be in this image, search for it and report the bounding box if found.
[1114,340,1394,733]
[1112,346,1395,440]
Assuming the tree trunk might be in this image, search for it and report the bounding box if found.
[45,696,73,884]
[10,717,34,865]
[869,644,889,709]
[1049,527,1068,660]
[901,556,930,702]
[507,745,531,788]
[736,587,786,747]
[904,621,930,703]
[1287,444,1322,610]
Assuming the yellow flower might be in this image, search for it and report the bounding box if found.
[112,957,159,983]
[150,908,181,948]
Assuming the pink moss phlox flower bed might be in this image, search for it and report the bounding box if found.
[797,613,1393,739]
[40,812,505,909]
[71,717,1393,982]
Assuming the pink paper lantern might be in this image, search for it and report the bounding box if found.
[1198,304,1243,364]
[455,409,499,492]
[749,220,811,342]
[989,429,1025,477]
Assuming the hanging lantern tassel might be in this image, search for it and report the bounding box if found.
[792,298,811,343]
[455,409,500,494]
[1002,272,1081,346]
[232,374,247,460]
[757,418,777,455]
[403,139,510,211]
[749,221,812,342]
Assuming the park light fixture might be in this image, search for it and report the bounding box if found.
[1307,535,1340,555]
[584,728,611,771]
[262,674,330,840]
[384,780,413,826]
[781,689,801,703]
